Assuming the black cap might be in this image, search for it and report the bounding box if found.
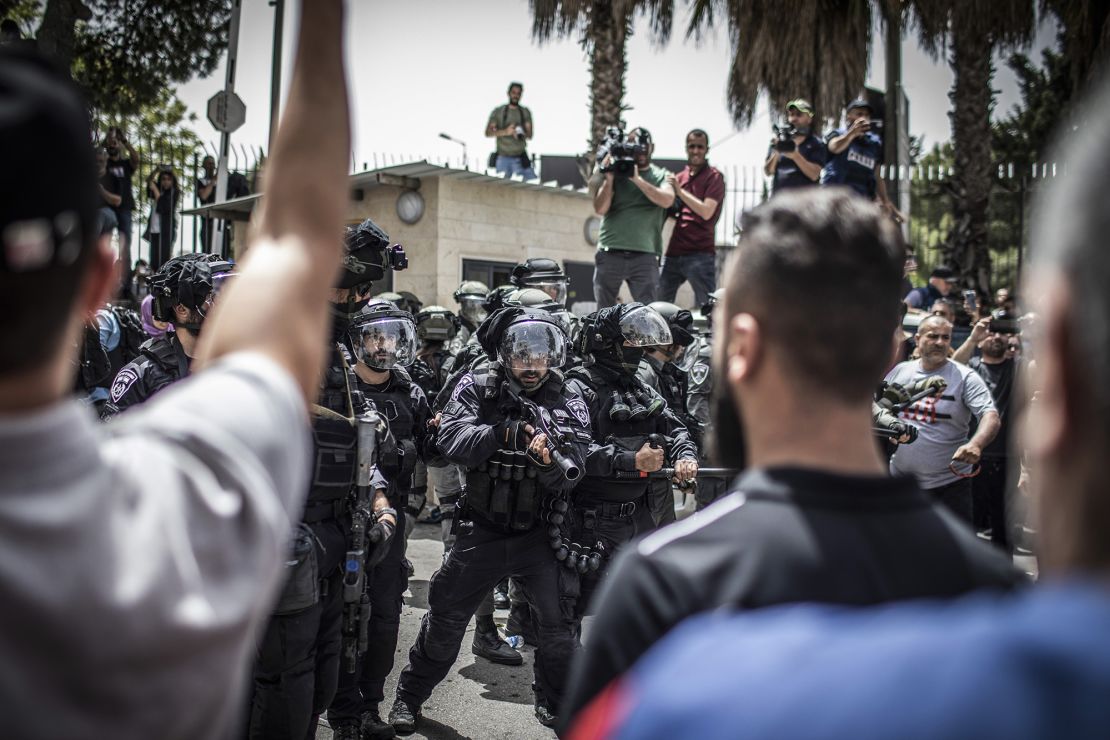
[846,98,873,114]
[0,48,98,273]
[930,266,956,281]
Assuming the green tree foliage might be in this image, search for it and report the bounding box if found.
[11,0,231,117]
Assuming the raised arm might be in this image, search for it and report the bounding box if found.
[193,0,350,405]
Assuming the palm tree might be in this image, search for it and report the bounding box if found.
[908,0,1035,293]
[686,0,875,126]
[529,0,676,179]
[1041,0,1110,97]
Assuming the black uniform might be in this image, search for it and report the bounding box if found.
[328,367,434,727]
[686,337,727,508]
[395,360,590,713]
[247,343,388,740]
[559,467,1026,731]
[564,363,698,614]
[102,333,191,416]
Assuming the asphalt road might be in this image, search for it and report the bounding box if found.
[315,520,557,740]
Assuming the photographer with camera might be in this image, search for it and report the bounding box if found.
[143,166,180,272]
[822,98,902,221]
[764,99,827,194]
[486,81,536,180]
[659,129,725,308]
[592,127,674,308]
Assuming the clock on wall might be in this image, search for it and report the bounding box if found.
[584,215,600,246]
[396,189,425,225]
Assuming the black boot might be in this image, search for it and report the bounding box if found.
[332,724,361,740]
[471,621,524,665]
[361,707,397,739]
[388,697,420,735]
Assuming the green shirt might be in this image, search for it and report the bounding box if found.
[488,104,531,157]
[598,164,669,255]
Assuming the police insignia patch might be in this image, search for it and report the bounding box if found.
[450,374,474,401]
[566,398,590,427]
[110,367,140,402]
[690,363,709,386]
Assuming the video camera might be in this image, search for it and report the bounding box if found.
[385,244,408,271]
[772,124,797,153]
[989,310,1021,335]
[597,126,650,177]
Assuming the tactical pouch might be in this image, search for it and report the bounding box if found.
[274,523,319,615]
[310,417,357,493]
[512,476,538,531]
[490,478,513,527]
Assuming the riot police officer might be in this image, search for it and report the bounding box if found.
[389,307,590,732]
[328,303,432,740]
[449,280,489,353]
[689,289,726,509]
[103,253,232,415]
[635,301,699,526]
[246,218,401,740]
[564,303,699,612]
[510,257,570,307]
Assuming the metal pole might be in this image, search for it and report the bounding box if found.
[214,0,243,258]
[884,5,902,209]
[269,0,285,148]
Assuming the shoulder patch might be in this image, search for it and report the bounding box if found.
[110,366,140,402]
[690,363,710,387]
[566,397,590,427]
[450,374,474,402]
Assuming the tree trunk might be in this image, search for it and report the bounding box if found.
[946,23,994,294]
[581,4,627,184]
[35,0,91,68]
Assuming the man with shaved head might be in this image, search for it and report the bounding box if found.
[885,314,1000,523]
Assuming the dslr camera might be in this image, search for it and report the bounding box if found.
[772,124,797,153]
[989,310,1020,335]
[597,126,649,177]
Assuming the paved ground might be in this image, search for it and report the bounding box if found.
[315,521,557,740]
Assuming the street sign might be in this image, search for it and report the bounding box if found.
[207,90,246,133]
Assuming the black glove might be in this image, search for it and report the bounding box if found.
[366,508,397,569]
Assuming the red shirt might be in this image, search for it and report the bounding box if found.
[666,163,725,256]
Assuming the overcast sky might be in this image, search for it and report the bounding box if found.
[176,0,1058,173]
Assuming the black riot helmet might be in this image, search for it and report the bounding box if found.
[647,301,696,347]
[510,258,569,307]
[508,288,576,339]
[338,217,407,290]
[478,307,568,391]
[350,303,418,371]
[578,303,672,373]
[415,304,460,342]
[149,253,234,332]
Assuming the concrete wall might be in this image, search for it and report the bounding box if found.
[239,172,699,311]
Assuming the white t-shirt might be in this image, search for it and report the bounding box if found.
[885,359,996,489]
[0,353,310,739]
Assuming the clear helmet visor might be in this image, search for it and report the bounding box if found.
[620,305,673,347]
[459,297,488,325]
[526,279,568,307]
[498,320,568,372]
[199,270,235,316]
[353,316,417,369]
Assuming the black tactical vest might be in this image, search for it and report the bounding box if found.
[357,367,417,492]
[308,344,364,504]
[461,363,553,533]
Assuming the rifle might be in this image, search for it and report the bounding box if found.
[341,408,379,674]
[518,396,581,481]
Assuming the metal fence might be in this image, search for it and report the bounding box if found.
[112,136,265,264]
[711,161,1063,292]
